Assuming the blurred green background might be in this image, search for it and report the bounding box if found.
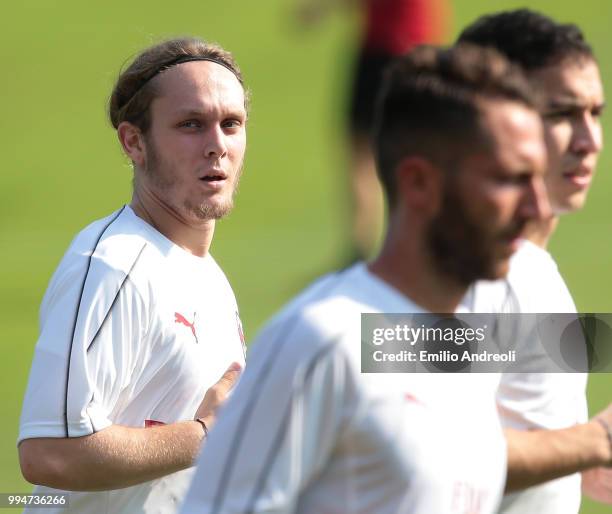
[1,0,610,512]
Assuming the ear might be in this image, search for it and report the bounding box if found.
[117,121,146,168]
[395,156,443,215]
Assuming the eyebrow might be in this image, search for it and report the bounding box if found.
[175,108,247,118]
[544,98,606,111]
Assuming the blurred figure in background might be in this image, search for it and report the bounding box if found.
[296,0,451,260]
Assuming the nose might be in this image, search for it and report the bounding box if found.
[520,174,552,222]
[571,111,603,156]
[203,125,228,159]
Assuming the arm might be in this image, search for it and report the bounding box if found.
[505,406,612,492]
[19,362,241,491]
[19,422,204,491]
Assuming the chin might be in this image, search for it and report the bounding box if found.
[187,199,234,221]
[552,187,590,214]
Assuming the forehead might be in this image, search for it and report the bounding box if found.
[478,100,545,167]
[530,58,604,106]
[152,60,246,114]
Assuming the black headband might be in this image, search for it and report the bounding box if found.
[122,55,241,109]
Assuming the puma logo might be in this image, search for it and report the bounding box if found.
[404,393,425,406]
[174,312,199,344]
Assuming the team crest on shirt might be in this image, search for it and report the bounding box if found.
[236,311,246,360]
[174,311,199,344]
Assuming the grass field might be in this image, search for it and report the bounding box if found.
[1,1,611,512]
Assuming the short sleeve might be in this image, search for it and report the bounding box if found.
[179,316,360,514]
[18,251,148,443]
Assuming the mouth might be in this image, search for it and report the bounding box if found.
[562,165,593,188]
[199,170,228,187]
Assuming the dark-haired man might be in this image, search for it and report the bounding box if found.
[17,38,247,514]
[179,44,552,514]
[458,9,606,513]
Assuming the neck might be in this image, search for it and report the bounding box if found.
[130,182,215,258]
[368,220,467,313]
[524,216,558,249]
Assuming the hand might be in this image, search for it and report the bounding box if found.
[593,403,612,466]
[194,362,242,430]
[583,467,612,504]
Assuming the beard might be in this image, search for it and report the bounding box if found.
[183,172,242,220]
[426,179,523,286]
[144,138,242,221]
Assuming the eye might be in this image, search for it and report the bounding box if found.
[542,109,574,121]
[591,105,605,118]
[496,173,531,186]
[179,120,202,129]
[222,119,242,130]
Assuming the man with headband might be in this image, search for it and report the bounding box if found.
[17,38,247,514]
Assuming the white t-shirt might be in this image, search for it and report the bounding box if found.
[179,263,506,514]
[19,205,246,514]
[468,240,588,514]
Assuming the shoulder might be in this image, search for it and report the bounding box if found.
[465,241,573,313]
[56,207,153,275]
[507,240,575,312]
[255,273,357,350]
[41,207,158,316]
[233,272,368,416]
[509,240,558,276]
[249,265,405,374]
